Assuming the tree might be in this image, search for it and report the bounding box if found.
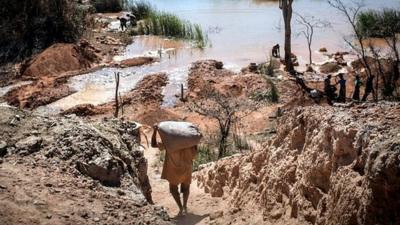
[328,0,376,100]
[380,9,400,96]
[114,72,120,118]
[296,13,330,66]
[356,9,400,98]
[279,0,295,73]
[0,0,89,64]
[189,85,256,159]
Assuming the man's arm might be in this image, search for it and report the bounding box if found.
[151,124,158,148]
[191,145,198,160]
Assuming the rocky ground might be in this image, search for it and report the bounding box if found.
[0,106,171,225]
[160,60,284,136]
[1,5,399,224]
[195,102,400,225]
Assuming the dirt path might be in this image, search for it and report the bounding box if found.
[143,137,226,225]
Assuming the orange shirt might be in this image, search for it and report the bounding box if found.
[159,143,197,185]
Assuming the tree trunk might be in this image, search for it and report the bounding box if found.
[114,72,120,118]
[308,27,314,65]
[218,117,232,159]
[392,36,400,96]
[218,134,227,159]
[281,0,294,73]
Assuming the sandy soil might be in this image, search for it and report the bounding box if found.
[143,140,226,225]
[0,160,168,225]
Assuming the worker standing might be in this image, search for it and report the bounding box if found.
[151,121,201,216]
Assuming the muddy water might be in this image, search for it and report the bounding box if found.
[35,0,400,112]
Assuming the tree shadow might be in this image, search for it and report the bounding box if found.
[172,212,208,225]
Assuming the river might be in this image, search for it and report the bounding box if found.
[29,0,400,112]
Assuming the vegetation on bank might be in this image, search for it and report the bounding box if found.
[0,0,90,65]
[129,1,209,48]
[129,0,153,20]
[355,8,400,99]
[193,132,251,171]
[251,79,279,103]
[356,9,400,38]
[90,0,127,13]
[329,0,400,101]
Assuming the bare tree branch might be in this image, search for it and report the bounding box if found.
[295,12,331,65]
[187,85,259,158]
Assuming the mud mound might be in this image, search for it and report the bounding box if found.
[319,62,341,74]
[135,108,181,127]
[121,73,168,107]
[61,104,106,117]
[188,60,269,99]
[68,73,170,124]
[0,106,171,225]
[21,41,99,79]
[4,76,75,109]
[119,57,157,68]
[3,41,101,109]
[196,103,400,225]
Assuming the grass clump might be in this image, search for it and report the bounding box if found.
[232,133,251,152]
[258,56,281,76]
[90,0,126,13]
[129,1,208,48]
[129,0,154,20]
[193,144,218,171]
[251,79,279,103]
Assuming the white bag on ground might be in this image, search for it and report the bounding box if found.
[157,121,202,151]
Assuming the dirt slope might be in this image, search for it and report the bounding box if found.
[21,42,99,79]
[143,135,227,225]
[195,103,400,225]
[3,41,101,109]
[0,106,171,225]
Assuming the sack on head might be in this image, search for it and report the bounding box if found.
[157,121,202,151]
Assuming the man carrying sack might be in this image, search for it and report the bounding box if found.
[151,121,202,216]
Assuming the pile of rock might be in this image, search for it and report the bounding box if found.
[0,106,170,223]
[195,103,400,225]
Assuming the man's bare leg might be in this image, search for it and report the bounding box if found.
[181,183,190,215]
[169,184,183,215]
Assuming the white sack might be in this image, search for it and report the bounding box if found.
[157,121,202,151]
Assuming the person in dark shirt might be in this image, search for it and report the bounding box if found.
[362,75,375,101]
[324,75,336,105]
[272,44,280,58]
[336,73,346,102]
[352,74,362,101]
[117,16,128,31]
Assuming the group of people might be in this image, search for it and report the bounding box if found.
[324,73,375,104]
